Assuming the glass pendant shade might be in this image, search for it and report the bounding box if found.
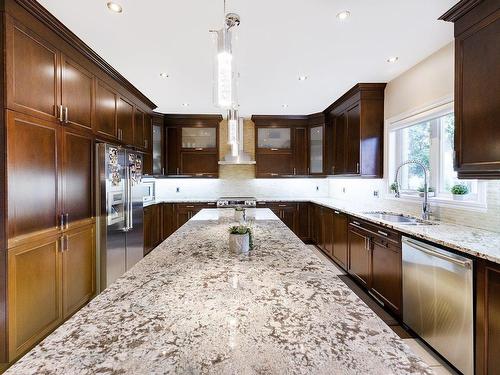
[213,28,238,109]
[227,109,239,157]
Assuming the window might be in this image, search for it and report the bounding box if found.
[388,102,484,205]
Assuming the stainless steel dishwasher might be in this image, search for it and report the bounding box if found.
[402,237,473,375]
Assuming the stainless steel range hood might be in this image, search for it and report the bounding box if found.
[219,117,256,165]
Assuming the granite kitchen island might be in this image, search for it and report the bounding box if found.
[6,209,432,374]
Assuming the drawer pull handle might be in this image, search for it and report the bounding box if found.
[352,220,361,226]
[270,148,279,151]
[334,211,340,214]
[278,204,287,207]
[377,230,388,237]
[186,205,194,208]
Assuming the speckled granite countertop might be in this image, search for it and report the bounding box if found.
[7,209,432,375]
[145,197,500,264]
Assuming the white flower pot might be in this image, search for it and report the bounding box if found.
[452,194,468,201]
[229,233,250,254]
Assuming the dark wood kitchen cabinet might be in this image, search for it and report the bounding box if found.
[134,107,145,149]
[348,219,371,287]
[296,203,311,242]
[476,259,500,375]
[311,204,323,246]
[95,80,118,139]
[332,210,348,269]
[308,113,326,175]
[161,203,176,239]
[144,204,161,255]
[62,223,96,319]
[117,97,134,146]
[1,0,158,364]
[321,208,334,257]
[151,113,164,175]
[7,110,60,242]
[165,114,221,177]
[370,228,402,316]
[325,83,385,177]
[60,54,94,132]
[7,235,63,360]
[5,16,59,122]
[174,202,217,229]
[440,0,500,179]
[347,217,402,315]
[253,115,309,177]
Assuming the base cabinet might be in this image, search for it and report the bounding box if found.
[62,224,96,318]
[7,222,96,361]
[144,204,161,255]
[332,210,348,269]
[370,236,402,315]
[348,221,371,287]
[7,236,62,361]
[476,260,500,375]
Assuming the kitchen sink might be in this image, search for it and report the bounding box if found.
[363,212,438,225]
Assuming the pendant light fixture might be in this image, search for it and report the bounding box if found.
[210,0,240,110]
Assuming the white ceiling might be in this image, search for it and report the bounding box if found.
[38,0,457,117]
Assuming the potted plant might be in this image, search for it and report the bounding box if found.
[228,225,253,254]
[450,184,469,200]
[417,186,435,198]
[389,182,399,194]
[234,206,246,223]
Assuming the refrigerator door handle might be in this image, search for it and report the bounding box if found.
[127,165,134,231]
[124,165,131,232]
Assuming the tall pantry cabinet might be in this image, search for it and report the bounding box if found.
[0,0,156,365]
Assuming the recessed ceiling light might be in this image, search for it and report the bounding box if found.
[182,103,190,107]
[336,11,351,20]
[387,56,399,63]
[298,75,308,81]
[106,2,123,13]
[159,73,169,78]
[282,104,289,108]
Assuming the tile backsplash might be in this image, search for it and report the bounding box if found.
[155,178,329,200]
[328,179,500,233]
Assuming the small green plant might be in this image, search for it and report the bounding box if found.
[450,184,469,195]
[228,225,253,250]
[235,206,245,212]
[390,182,399,193]
[417,186,434,193]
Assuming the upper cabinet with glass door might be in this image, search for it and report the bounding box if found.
[308,113,325,175]
[165,114,222,178]
[257,128,291,149]
[181,128,217,150]
[253,115,309,178]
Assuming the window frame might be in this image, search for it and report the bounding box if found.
[385,98,487,210]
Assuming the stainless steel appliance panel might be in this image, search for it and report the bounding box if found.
[402,237,473,375]
[97,144,145,292]
[124,151,144,270]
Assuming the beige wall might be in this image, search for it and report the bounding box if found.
[384,42,454,119]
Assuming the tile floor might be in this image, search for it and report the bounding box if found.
[307,245,458,375]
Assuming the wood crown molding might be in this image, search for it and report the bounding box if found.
[164,114,223,127]
[439,0,483,22]
[13,0,157,109]
[323,83,386,114]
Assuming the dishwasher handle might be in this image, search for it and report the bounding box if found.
[403,238,471,269]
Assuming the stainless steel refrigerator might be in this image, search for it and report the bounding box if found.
[96,143,145,291]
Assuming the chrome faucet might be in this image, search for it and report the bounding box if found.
[394,160,431,220]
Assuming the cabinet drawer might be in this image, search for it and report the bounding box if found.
[349,218,400,244]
